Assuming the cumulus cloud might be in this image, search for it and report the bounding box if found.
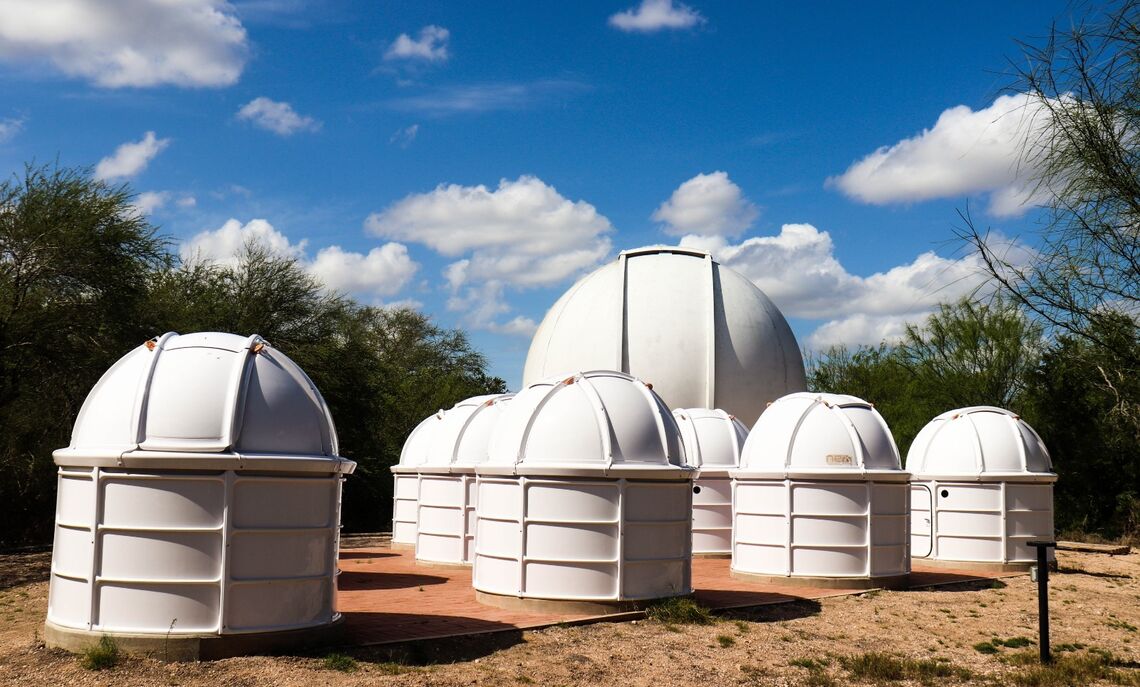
[680,223,1031,349]
[366,175,612,333]
[95,131,170,181]
[181,218,418,300]
[828,93,1051,217]
[0,0,248,88]
[385,25,449,62]
[653,171,758,237]
[609,0,705,32]
[236,97,321,136]
[309,244,418,297]
[0,116,25,143]
[365,175,612,288]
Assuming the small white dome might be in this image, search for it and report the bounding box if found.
[395,409,445,471]
[55,332,348,470]
[738,392,903,477]
[523,246,806,426]
[906,406,1054,478]
[484,370,688,477]
[673,408,748,471]
[420,394,514,471]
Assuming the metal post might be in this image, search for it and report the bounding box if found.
[1028,540,1057,663]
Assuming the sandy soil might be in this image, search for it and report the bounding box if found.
[1,549,1138,686]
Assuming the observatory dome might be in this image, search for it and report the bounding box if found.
[673,407,749,556]
[422,394,515,471]
[55,331,346,470]
[484,369,685,476]
[907,406,1053,479]
[47,332,351,658]
[674,408,748,471]
[523,246,806,426]
[390,410,446,547]
[907,406,1056,568]
[738,392,902,477]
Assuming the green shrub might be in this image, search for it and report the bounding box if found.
[81,635,119,671]
[644,597,715,625]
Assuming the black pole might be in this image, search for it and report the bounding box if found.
[1028,540,1057,663]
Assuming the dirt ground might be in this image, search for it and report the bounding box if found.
[2,549,1139,686]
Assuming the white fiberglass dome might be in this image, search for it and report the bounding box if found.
[673,408,748,472]
[394,410,446,473]
[54,332,348,470]
[907,406,1054,480]
[484,370,686,477]
[421,394,514,472]
[739,392,903,478]
[523,246,806,426]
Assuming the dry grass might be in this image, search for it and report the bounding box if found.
[0,549,1139,686]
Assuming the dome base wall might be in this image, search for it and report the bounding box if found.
[474,590,680,616]
[729,570,910,590]
[44,616,345,662]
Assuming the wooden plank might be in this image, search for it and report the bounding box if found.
[1056,540,1131,555]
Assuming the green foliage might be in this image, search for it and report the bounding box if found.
[1003,648,1140,687]
[715,634,735,648]
[1022,314,1140,538]
[0,164,168,546]
[81,635,120,670]
[808,297,1042,456]
[644,597,715,625]
[0,164,505,545]
[974,641,1000,654]
[321,653,358,672]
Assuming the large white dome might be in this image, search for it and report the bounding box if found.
[54,332,349,472]
[483,370,687,477]
[738,392,903,478]
[906,406,1054,479]
[523,246,806,426]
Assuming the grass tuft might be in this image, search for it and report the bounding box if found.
[839,652,971,683]
[1006,649,1136,687]
[974,641,1000,654]
[644,597,715,625]
[716,634,735,648]
[322,653,358,672]
[81,635,119,671]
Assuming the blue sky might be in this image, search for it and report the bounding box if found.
[0,0,1072,387]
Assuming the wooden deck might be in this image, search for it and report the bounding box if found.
[336,546,1016,647]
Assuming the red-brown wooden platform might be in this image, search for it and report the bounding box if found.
[337,545,1016,647]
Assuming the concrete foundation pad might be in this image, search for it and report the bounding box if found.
[730,570,911,590]
[911,558,1043,574]
[44,617,345,662]
[414,558,472,570]
[389,541,415,552]
[475,590,681,616]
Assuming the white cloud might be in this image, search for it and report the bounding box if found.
[680,223,1031,349]
[132,190,196,215]
[0,116,25,143]
[236,97,321,136]
[309,244,418,298]
[385,25,449,62]
[95,131,170,181]
[0,0,248,88]
[133,190,169,215]
[389,123,419,147]
[366,175,612,333]
[828,93,1051,217]
[182,218,418,301]
[365,175,612,289]
[653,171,758,237]
[609,0,705,32]
[182,218,306,265]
